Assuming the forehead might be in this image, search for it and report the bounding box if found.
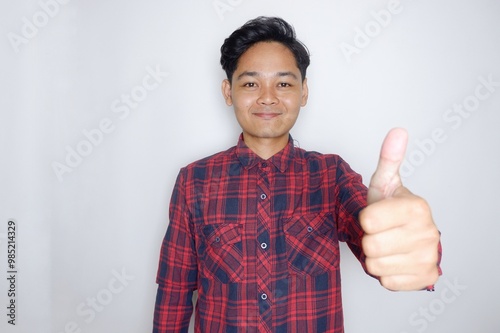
[234,41,300,76]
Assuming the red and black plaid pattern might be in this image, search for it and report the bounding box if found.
[154,135,369,333]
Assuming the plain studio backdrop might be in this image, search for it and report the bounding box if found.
[1,0,499,332]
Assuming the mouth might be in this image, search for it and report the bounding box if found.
[253,112,282,120]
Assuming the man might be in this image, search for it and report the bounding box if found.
[153,16,441,333]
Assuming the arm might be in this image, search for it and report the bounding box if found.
[153,169,198,333]
[333,129,442,291]
[333,155,371,274]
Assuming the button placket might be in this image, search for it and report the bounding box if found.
[256,162,272,322]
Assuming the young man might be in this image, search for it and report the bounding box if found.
[153,17,441,333]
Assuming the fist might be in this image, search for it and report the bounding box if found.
[360,128,441,291]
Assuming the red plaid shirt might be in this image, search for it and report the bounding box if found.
[154,134,369,333]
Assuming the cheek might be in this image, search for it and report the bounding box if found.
[234,95,255,110]
[282,95,303,110]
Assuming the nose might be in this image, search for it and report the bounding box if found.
[257,85,278,105]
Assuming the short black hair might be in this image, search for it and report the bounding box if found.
[220,16,310,83]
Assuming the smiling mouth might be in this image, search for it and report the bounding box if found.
[253,112,281,120]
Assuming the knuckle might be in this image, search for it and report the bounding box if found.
[429,227,441,242]
[410,196,430,216]
[421,248,439,265]
[365,258,378,275]
[362,235,380,258]
[379,276,399,291]
[429,269,440,284]
[359,209,374,234]
[421,227,440,249]
[419,267,440,287]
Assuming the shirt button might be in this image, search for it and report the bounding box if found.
[261,162,267,168]
[215,237,221,243]
[261,293,268,300]
[260,193,267,200]
[260,242,268,249]
[307,226,313,233]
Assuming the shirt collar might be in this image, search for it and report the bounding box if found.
[235,133,295,173]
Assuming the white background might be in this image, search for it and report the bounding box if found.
[1,0,499,332]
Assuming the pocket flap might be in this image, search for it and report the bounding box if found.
[202,223,242,248]
[284,213,334,239]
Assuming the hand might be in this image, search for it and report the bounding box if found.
[360,128,441,291]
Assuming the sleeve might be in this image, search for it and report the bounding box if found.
[332,157,371,274]
[153,168,198,333]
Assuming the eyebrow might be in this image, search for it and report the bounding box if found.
[236,71,299,81]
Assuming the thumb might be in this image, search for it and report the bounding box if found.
[367,128,408,204]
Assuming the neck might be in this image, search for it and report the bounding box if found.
[243,133,289,160]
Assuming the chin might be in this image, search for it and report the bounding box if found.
[256,131,287,139]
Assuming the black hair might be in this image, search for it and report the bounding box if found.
[220,16,310,83]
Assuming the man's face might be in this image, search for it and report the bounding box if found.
[222,41,308,147]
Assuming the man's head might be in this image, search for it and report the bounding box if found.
[220,16,310,83]
[220,17,310,157]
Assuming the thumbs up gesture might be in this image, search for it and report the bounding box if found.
[360,128,441,291]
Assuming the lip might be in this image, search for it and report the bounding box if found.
[253,112,281,120]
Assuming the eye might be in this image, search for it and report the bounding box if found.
[278,82,292,88]
[243,82,256,88]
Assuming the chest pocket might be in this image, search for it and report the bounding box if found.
[284,213,340,276]
[198,223,244,283]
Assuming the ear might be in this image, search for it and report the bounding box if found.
[301,78,309,107]
[221,79,233,106]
